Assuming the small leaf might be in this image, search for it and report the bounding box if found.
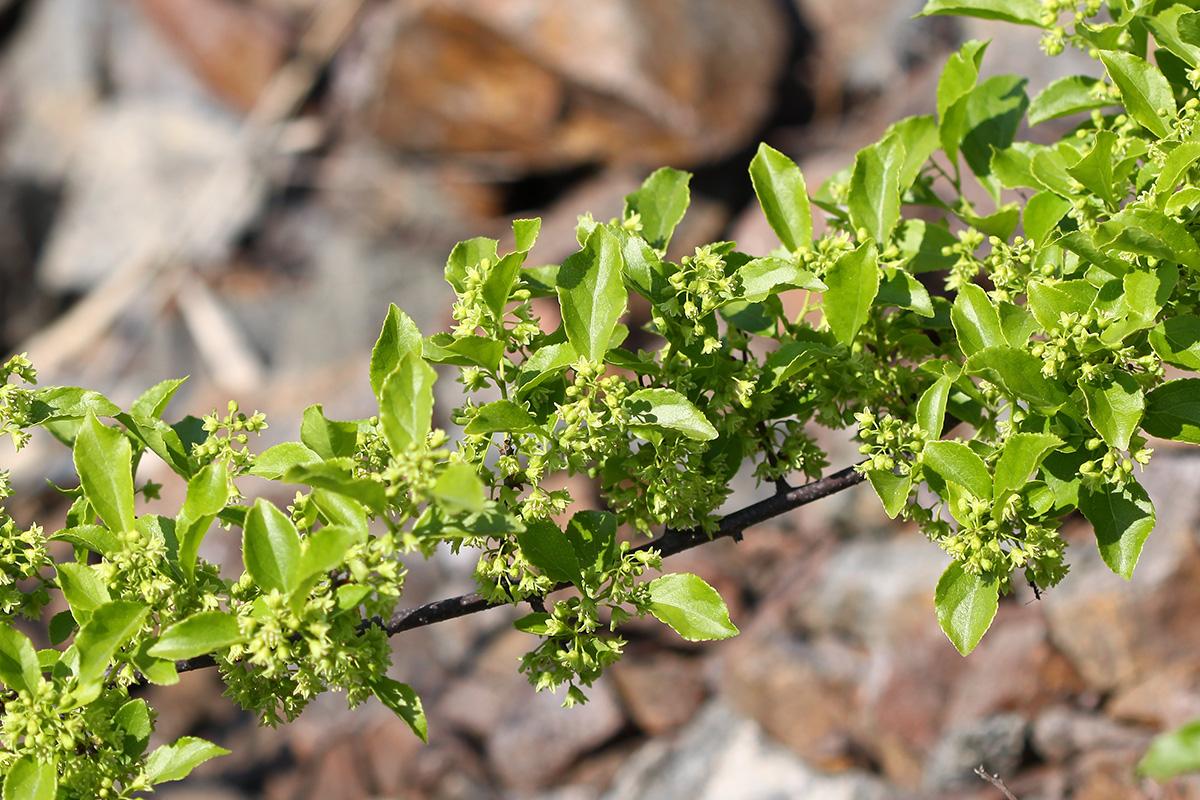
[935,561,999,655]
[761,340,833,390]
[421,333,504,371]
[1079,478,1156,579]
[917,377,953,439]
[1150,316,1200,370]
[1029,75,1111,126]
[738,257,824,303]
[298,525,361,583]
[965,346,1071,412]
[625,389,717,441]
[56,562,111,621]
[463,400,540,435]
[369,304,422,400]
[887,114,940,191]
[177,461,229,578]
[951,283,1005,356]
[145,737,229,784]
[848,133,905,244]
[1023,191,1072,246]
[74,601,148,694]
[937,40,989,162]
[624,167,691,252]
[1143,378,1200,444]
[557,225,627,362]
[1138,718,1200,781]
[823,241,879,345]
[1100,50,1176,138]
[132,378,187,421]
[961,75,1029,188]
[379,352,437,454]
[113,698,153,757]
[748,144,811,252]
[74,413,136,534]
[0,623,41,694]
[371,678,428,743]
[431,462,488,514]
[300,405,358,460]
[513,218,541,253]
[283,461,388,513]
[481,251,527,320]
[1095,207,1200,273]
[445,237,498,293]
[3,756,57,800]
[518,519,582,585]
[1083,372,1144,451]
[564,511,619,575]
[923,440,992,500]
[1066,130,1118,208]
[866,469,912,519]
[242,499,302,594]
[993,433,1062,505]
[646,573,739,642]
[1155,142,1200,210]
[877,268,934,317]
[147,611,245,661]
[917,0,1044,25]
[248,441,321,480]
[1026,280,1094,331]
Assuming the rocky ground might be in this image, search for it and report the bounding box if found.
[2,1,1199,798]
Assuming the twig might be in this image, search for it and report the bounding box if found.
[174,461,867,674]
[975,766,1019,800]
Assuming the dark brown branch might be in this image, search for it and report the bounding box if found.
[173,461,867,675]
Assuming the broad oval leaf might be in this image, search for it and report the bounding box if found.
[298,524,362,582]
[56,562,111,621]
[824,241,879,345]
[1143,378,1200,444]
[464,400,540,435]
[242,499,302,594]
[518,518,582,585]
[848,133,905,244]
[74,600,148,695]
[248,441,321,480]
[1150,316,1200,370]
[917,0,1043,25]
[1095,208,1200,273]
[866,469,912,519]
[0,622,41,695]
[557,225,627,362]
[431,462,488,514]
[749,144,812,253]
[738,257,825,303]
[300,405,359,460]
[935,561,999,655]
[1100,50,1175,139]
[646,573,739,642]
[74,413,136,534]
[1029,75,1112,126]
[1079,478,1155,580]
[380,352,437,454]
[1138,719,1200,782]
[371,677,428,743]
[624,167,692,252]
[3,756,57,800]
[148,611,246,661]
[993,433,1062,505]
[951,283,1005,356]
[625,388,717,441]
[923,440,991,500]
[369,304,422,400]
[1083,373,1144,451]
[145,737,230,784]
[965,346,1071,412]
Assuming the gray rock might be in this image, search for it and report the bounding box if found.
[923,713,1028,793]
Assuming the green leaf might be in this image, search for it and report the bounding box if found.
[823,241,879,345]
[990,141,1043,189]
[3,756,56,800]
[951,283,1005,356]
[761,340,834,390]
[147,611,246,661]
[993,433,1062,505]
[848,133,905,244]
[74,601,148,695]
[49,525,120,558]
[887,114,940,191]
[421,333,504,372]
[961,75,1029,188]
[56,562,111,621]
[617,228,673,304]
[999,301,1038,347]
[935,561,999,656]
[1138,718,1200,781]
[917,0,1044,25]
[923,440,991,500]
[464,400,540,435]
[513,612,552,635]
[297,524,361,583]
[242,499,302,594]
[1079,478,1155,579]
[300,405,358,460]
[145,737,229,784]
[564,511,619,575]
[625,388,717,441]
[518,518,582,585]
[371,678,428,743]
[0,623,41,694]
[1055,231,1132,278]
[877,268,934,317]
[624,167,692,252]
[955,203,1020,240]
[646,573,739,642]
[748,143,811,252]
[248,441,321,480]
[1155,142,1200,210]
[965,346,1072,412]
[481,251,528,320]
[113,698,153,757]
[937,40,989,163]
[1029,75,1111,126]
[29,386,121,424]
[1066,130,1118,208]
[557,225,627,362]
[513,218,541,253]
[177,461,229,578]
[431,462,487,514]
[738,257,824,303]
[917,377,953,438]
[1150,315,1200,369]
[369,304,422,400]
[379,352,437,454]
[1095,207,1200,273]
[132,378,186,421]
[1026,280,1093,331]
[283,460,388,513]
[74,413,136,534]
[1084,372,1144,451]
[1100,50,1176,138]
[1144,378,1200,443]
[1022,191,1072,246]
[445,237,498,293]
[897,219,959,273]
[866,469,912,519]
[516,341,577,398]
[131,641,178,686]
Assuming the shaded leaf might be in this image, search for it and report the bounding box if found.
[147,611,245,661]
[1079,478,1155,579]
[625,389,717,441]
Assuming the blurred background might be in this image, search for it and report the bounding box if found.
[2,0,1200,798]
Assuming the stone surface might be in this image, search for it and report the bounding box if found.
[923,713,1029,794]
[610,650,707,735]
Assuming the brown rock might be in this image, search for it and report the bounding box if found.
[1108,660,1200,730]
[370,0,789,169]
[610,650,707,735]
[304,738,372,800]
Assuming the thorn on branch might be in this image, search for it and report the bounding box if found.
[975,766,1019,800]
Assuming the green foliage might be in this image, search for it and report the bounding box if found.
[6,0,1200,791]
